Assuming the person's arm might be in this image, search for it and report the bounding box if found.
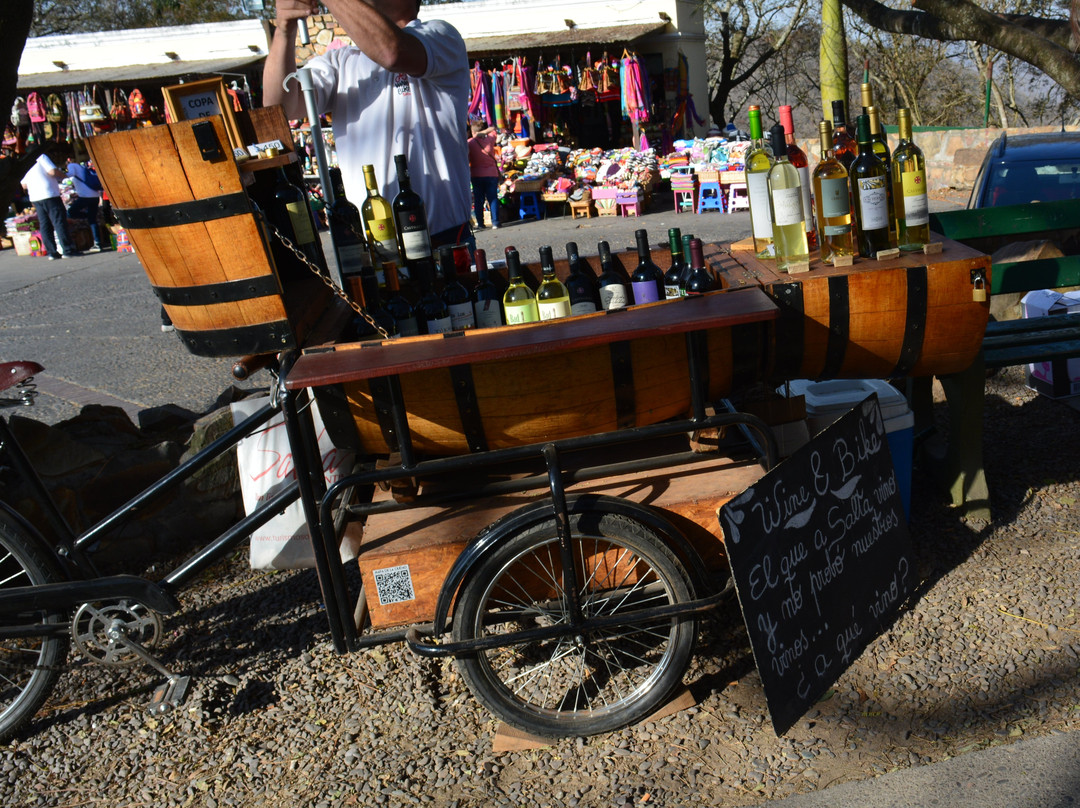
[262,0,316,118]
[321,0,428,75]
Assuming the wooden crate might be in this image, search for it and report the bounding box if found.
[355,453,766,628]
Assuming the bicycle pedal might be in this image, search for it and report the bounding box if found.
[148,675,191,715]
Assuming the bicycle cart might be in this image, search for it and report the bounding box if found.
[0,108,991,742]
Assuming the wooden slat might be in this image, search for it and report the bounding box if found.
[285,287,778,390]
[993,255,1080,295]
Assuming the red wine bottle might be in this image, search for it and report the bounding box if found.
[630,229,664,304]
[391,153,432,281]
[596,240,629,311]
[383,263,418,337]
[472,248,504,328]
[565,241,600,314]
[439,245,476,330]
[685,238,714,296]
[327,165,371,280]
[413,259,451,334]
[663,227,686,300]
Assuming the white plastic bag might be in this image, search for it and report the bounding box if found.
[232,396,359,569]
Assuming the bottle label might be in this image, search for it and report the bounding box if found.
[505,301,538,325]
[632,280,661,305]
[599,284,628,310]
[797,165,814,231]
[447,301,475,330]
[771,186,804,227]
[474,300,504,328]
[396,316,419,337]
[901,170,929,225]
[285,200,316,245]
[337,243,370,274]
[857,177,889,230]
[367,218,398,260]
[400,228,431,260]
[537,299,571,320]
[819,177,850,218]
[570,300,598,315]
[425,314,452,334]
[747,171,773,238]
[664,284,682,300]
[824,224,852,236]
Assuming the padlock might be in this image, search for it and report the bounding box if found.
[972,270,987,302]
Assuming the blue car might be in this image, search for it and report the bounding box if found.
[968,131,1080,208]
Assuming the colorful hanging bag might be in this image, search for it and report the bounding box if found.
[10,97,29,128]
[110,88,132,129]
[27,93,47,124]
[129,88,148,119]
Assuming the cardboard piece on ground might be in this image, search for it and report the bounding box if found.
[491,688,698,752]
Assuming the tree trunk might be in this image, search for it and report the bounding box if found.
[819,0,848,122]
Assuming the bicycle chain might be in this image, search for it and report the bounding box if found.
[262,214,392,340]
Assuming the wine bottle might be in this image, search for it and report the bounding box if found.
[779,105,816,247]
[438,245,476,330]
[866,105,896,240]
[630,229,665,305]
[565,241,601,314]
[744,105,774,259]
[413,259,452,334]
[678,233,695,294]
[266,167,326,280]
[535,246,571,320]
[361,164,398,283]
[472,249,505,328]
[502,247,540,325]
[326,166,372,280]
[892,108,930,251]
[850,113,893,258]
[812,120,857,266]
[351,266,397,338]
[861,83,890,156]
[831,99,857,169]
[766,123,810,272]
[391,153,432,280]
[684,238,714,296]
[596,240,629,311]
[383,262,419,337]
[663,227,686,300]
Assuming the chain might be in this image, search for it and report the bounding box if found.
[261,211,392,340]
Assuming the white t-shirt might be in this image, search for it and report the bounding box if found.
[22,154,62,202]
[306,19,471,235]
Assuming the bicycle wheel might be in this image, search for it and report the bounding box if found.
[0,511,68,742]
[452,510,697,737]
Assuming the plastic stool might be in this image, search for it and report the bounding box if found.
[727,182,750,213]
[518,191,543,220]
[616,190,643,217]
[671,175,697,214]
[696,171,724,213]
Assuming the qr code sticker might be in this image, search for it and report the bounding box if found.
[372,564,415,606]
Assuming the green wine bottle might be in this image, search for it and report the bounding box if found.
[850,114,893,258]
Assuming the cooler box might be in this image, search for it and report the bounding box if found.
[1021,289,1080,399]
[780,379,914,519]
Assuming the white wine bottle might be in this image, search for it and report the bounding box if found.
[812,120,856,265]
[892,108,930,251]
[766,123,809,272]
[502,248,539,325]
[361,164,398,285]
[535,246,571,320]
[744,105,774,259]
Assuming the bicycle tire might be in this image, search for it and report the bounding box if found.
[452,509,697,738]
[0,511,68,742]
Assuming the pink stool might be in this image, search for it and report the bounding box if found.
[616,190,644,217]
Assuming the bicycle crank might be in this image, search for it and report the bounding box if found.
[72,600,191,715]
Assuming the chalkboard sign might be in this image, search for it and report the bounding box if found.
[719,394,912,735]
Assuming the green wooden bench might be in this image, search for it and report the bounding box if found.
[913,199,1080,520]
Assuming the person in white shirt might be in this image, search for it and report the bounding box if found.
[263,0,473,254]
[21,147,80,260]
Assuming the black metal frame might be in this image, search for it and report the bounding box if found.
[0,328,777,668]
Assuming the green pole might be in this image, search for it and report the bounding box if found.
[984,60,993,127]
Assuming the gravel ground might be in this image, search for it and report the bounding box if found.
[3,364,1079,807]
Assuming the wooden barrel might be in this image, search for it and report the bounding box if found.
[285,288,778,457]
[714,241,991,382]
[86,109,330,357]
